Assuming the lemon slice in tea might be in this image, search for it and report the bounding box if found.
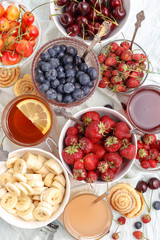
[16,99,51,135]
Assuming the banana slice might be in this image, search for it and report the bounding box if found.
[36,165,49,179]
[25,174,42,181]
[1,193,17,210]
[33,205,52,221]
[44,173,55,187]
[52,204,60,214]
[22,152,42,171]
[5,182,21,196]
[6,168,14,174]
[15,196,31,211]
[14,159,27,175]
[13,173,26,183]
[32,195,40,201]
[27,180,44,188]
[34,201,39,207]
[6,156,19,168]
[36,154,47,166]
[20,182,34,195]
[44,159,63,175]
[7,208,17,215]
[0,188,7,200]
[41,187,64,205]
[54,174,66,187]
[38,201,52,210]
[0,173,13,186]
[51,181,65,193]
[14,182,28,196]
[17,203,35,221]
[31,187,47,195]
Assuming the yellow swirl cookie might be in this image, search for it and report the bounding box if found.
[0,67,20,88]
[14,74,38,96]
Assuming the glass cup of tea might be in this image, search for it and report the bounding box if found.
[63,191,112,240]
[127,85,160,134]
[1,94,53,146]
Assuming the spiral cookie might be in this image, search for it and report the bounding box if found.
[14,74,38,96]
[107,183,144,218]
[0,67,20,88]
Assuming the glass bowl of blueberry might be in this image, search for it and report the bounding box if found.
[31,38,100,107]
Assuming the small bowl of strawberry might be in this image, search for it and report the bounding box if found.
[98,39,149,94]
[58,107,137,184]
[136,134,160,171]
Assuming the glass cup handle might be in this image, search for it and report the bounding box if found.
[45,137,58,153]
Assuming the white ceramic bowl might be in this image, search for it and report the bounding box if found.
[58,107,137,184]
[0,148,70,229]
[50,0,131,45]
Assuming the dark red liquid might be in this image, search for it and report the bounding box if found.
[128,89,160,131]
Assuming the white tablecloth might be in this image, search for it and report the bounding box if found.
[0,0,160,239]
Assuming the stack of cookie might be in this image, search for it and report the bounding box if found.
[107,183,145,218]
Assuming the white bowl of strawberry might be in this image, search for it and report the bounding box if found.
[136,134,160,171]
[98,39,149,93]
[58,107,137,184]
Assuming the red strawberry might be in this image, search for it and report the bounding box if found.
[142,214,151,224]
[112,232,119,239]
[133,231,147,239]
[84,153,99,170]
[126,78,140,88]
[115,46,124,56]
[104,136,122,152]
[103,70,112,78]
[108,51,116,57]
[103,153,123,168]
[112,167,119,174]
[117,62,128,72]
[74,123,84,134]
[156,153,160,163]
[140,53,147,63]
[82,111,100,126]
[92,143,106,159]
[98,52,106,64]
[66,126,78,136]
[118,216,126,225]
[72,168,87,181]
[148,148,159,159]
[119,144,136,160]
[110,42,119,52]
[101,168,115,181]
[79,137,94,154]
[149,159,157,168]
[150,140,160,151]
[112,83,123,92]
[138,148,149,160]
[101,115,116,133]
[74,159,84,169]
[86,170,98,183]
[120,41,130,50]
[140,160,150,169]
[121,138,130,145]
[137,140,144,150]
[110,76,122,84]
[143,134,157,145]
[121,50,132,61]
[139,62,146,70]
[113,122,131,139]
[97,160,109,173]
[112,69,119,76]
[105,57,117,66]
[62,145,84,165]
[127,60,139,69]
[65,135,78,146]
[132,53,141,61]
[98,78,109,88]
[142,144,150,151]
[85,121,106,143]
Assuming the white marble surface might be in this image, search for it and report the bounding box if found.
[0,0,160,239]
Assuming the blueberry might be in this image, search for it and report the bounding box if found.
[66,46,78,57]
[37,60,45,68]
[121,102,126,111]
[153,201,160,210]
[39,83,49,93]
[49,58,60,68]
[40,51,50,61]
[52,45,61,54]
[60,44,67,52]
[79,74,90,85]
[57,71,65,79]
[51,79,60,89]
[41,62,51,72]
[35,67,42,74]
[104,104,113,109]
[63,55,73,65]
[73,65,79,72]
[45,69,57,81]
[56,93,63,102]
[87,67,97,80]
[66,77,75,83]
[72,89,84,101]
[66,69,76,78]
[57,84,64,93]
[48,48,56,58]
[74,56,83,65]
[79,62,88,72]
[46,89,57,100]
[134,222,142,229]
[56,66,64,73]
[59,78,66,84]
[88,81,94,88]
[64,64,73,71]
[64,83,75,93]
[35,73,45,84]
[74,82,81,89]
[57,51,65,59]
[63,94,74,103]
[76,71,84,79]
[81,86,90,96]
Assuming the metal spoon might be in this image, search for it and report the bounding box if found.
[0,136,9,162]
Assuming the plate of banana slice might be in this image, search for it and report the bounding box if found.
[0,148,70,229]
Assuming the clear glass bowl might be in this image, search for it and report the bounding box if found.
[31,38,100,108]
[99,39,149,95]
[0,1,41,69]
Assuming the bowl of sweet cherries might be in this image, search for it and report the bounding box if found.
[98,39,149,94]
[50,0,130,44]
[0,1,40,68]
[58,107,137,184]
[31,38,100,107]
[136,134,160,171]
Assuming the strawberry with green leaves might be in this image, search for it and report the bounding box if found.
[84,153,99,171]
[137,148,149,160]
[97,160,109,173]
[103,153,123,168]
[101,168,115,181]
[86,170,98,183]
[119,143,136,160]
[113,122,131,139]
[104,136,122,152]
[133,231,149,240]
[101,115,116,133]
[82,111,100,126]
[143,134,157,145]
[85,120,107,143]
[72,168,87,181]
[79,137,94,154]
[62,145,84,165]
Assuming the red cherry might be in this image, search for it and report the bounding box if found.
[99,7,110,22]
[2,51,22,65]
[76,16,88,28]
[57,0,69,6]
[25,24,39,40]
[112,6,126,20]
[77,2,91,16]
[89,0,104,10]
[60,12,74,27]
[109,0,123,8]
[87,23,95,36]
[22,11,34,26]
[88,9,98,21]
[15,39,33,58]
[0,4,5,17]
[67,24,80,37]
[94,22,101,34]
[66,2,78,16]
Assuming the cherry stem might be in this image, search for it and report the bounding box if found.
[120,0,122,11]
[1,136,6,147]
[148,190,153,213]
[142,193,150,213]
[30,1,56,14]
[115,225,119,233]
